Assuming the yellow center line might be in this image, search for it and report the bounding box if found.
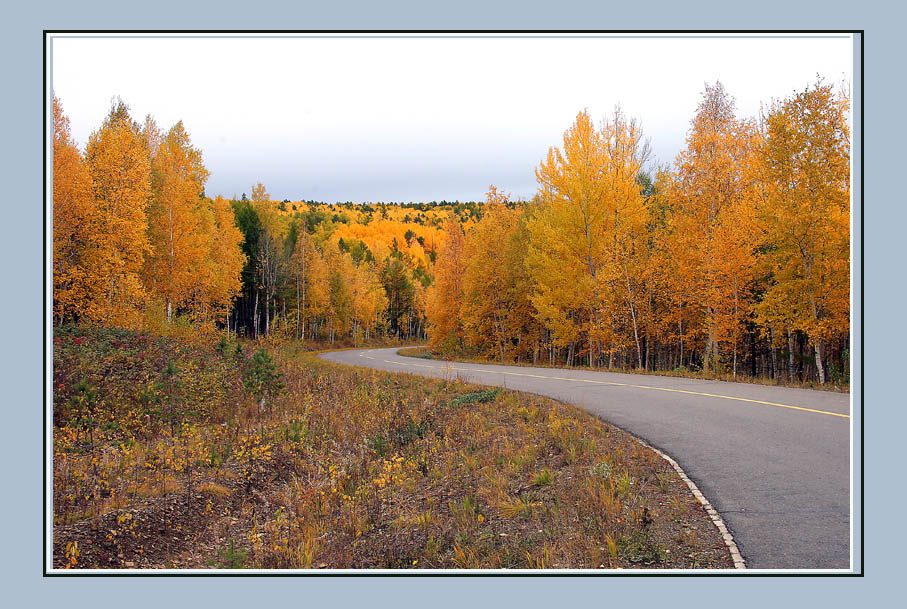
[379,356,849,419]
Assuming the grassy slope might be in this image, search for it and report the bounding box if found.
[52,327,731,569]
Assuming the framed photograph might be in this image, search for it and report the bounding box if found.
[44,30,859,577]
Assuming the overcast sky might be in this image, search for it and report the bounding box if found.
[51,34,852,203]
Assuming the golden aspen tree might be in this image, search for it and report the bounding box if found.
[600,110,651,369]
[527,110,607,365]
[204,195,246,323]
[52,95,94,325]
[461,186,539,361]
[322,242,352,343]
[288,223,347,341]
[288,225,312,339]
[144,121,210,322]
[409,277,427,340]
[628,170,660,370]
[83,99,152,326]
[667,82,760,372]
[349,259,388,344]
[461,186,511,359]
[643,167,689,370]
[502,210,544,363]
[191,197,217,318]
[367,263,390,338]
[304,244,331,340]
[251,182,269,205]
[251,186,286,336]
[426,216,466,353]
[528,109,651,367]
[755,80,850,383]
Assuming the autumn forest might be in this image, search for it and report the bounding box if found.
[51,76,850,570]
[54,79,850,386]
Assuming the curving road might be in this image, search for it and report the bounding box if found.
[318,347,852,570]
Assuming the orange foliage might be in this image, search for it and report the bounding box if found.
[82,99,152,327]
[426,216,466,352]
[52,95,95,325]
[145,120,211,321]
[665,82,761,372]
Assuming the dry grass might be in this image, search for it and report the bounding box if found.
[52,327,733,570]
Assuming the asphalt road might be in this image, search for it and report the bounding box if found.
[318,347,852,570]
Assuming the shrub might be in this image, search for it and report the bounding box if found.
[450,388,501,406]
[216,538,248,569]
[242,349,284,424]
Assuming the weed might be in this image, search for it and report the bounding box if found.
[497,495,540,519]
[207,445,231,468]
[533,468,555,486]
[615,470,636,496]
[564,445,579,465]
[452,541,478,568]
[605,535,618,561]
[281,418,309,443]
[450,388,501,406]
[390,419,429,448]
[366,433,389,457]
[668,495,689,518]
[524,543,555,569]
[217,538,248,569]
[589,460,613,480]
[449,495,481,529]
[64,541,79,569]
[623,530,663,566]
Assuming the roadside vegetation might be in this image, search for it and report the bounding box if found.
[397,347,849,393]
[53,326,731,569]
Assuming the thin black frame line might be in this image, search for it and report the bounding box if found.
[43,28,864,578]
[858,30,864,576]
[44,29,864,35]
[42,29,48,583]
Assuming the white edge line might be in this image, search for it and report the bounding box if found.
[637,438,746,569]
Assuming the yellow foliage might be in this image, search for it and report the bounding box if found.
[82,99,153,326]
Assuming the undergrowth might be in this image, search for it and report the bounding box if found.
[52,326,731,569]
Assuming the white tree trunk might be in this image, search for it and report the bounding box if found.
[253,290,259,338]
[787,326,795,382]
[814,339,826,384]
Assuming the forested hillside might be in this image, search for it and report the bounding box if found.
[53,95,484,346]
[428,81,850,386]
[53,77,850,385]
